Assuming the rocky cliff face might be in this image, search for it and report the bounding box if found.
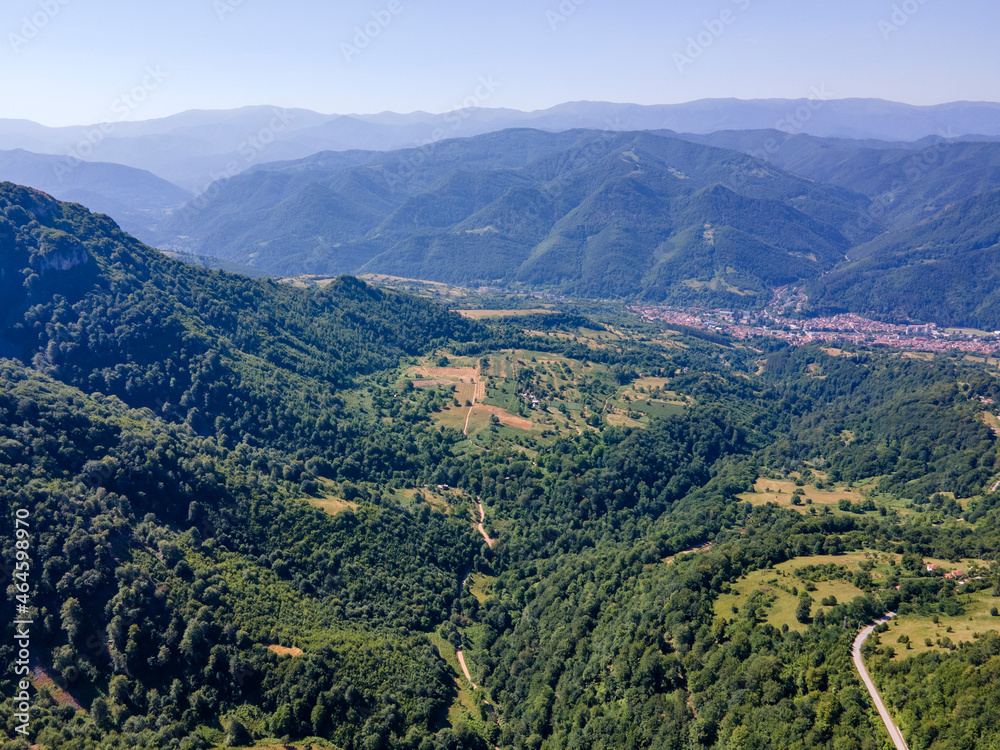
[1,184,99,325]
[31,229,91,275]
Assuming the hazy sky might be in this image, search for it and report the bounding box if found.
[3,0,999,126]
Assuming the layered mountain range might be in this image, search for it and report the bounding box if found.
[3,99,1000,327]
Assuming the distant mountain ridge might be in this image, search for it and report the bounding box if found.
[0,149,189,241]
[153,128,875,307]
[3,98,1000,189]
[4,100,1000,328]
[680,132,1000,231]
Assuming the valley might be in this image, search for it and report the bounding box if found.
[4,0,1000,742]
[4,106,1000,750]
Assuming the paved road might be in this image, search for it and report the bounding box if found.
[853,613,910,750]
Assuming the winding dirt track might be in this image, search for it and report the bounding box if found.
[474,500,496,549]
[853,613,910,750]
[455,500,496,687]
[453,499,501,726]
[456,648,477,688]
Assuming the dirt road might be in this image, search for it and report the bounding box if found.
[454,501,496,690]
[853,613,909,750]
[462,367,488,435]
[456,648,477,689]
[474,499,496,549]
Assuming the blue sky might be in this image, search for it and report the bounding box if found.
[3,0,999,126]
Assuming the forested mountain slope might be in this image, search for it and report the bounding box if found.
[0,181,478,449]
[0,149,190,242]
[684,132,1000,232]
[156,129,873,307]
[2,185,1000,749]
[805,189,1000,329]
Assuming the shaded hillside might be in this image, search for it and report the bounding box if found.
[157,129,874,307]
[806,189,1000,329]
[0,149,189,241]
[684,131,1000,232]
[0,181,479,448]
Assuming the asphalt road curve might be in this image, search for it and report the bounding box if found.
[853,613,910,750]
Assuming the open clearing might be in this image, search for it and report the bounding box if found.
[467,573,495,605]
[716,552,995,640]
[456,308,555,319]
[606,412,645,428]
[267,645,304,657]
[982,411,1000,436]
[31,665,84,712]
[739,477,868,512]
[389,486,463,514]
[879,592,1000,659]
[714,558,866,632]
[427,632,481,724]
[633,377,673,389]
[306,497,358,516]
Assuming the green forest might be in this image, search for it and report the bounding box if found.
[2,183,1000,749]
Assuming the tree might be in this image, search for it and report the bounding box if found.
[91,696,112,731]
[60,597,83,644]
[310,701,329,734]
[796,595,813,624]
[224,717,252,747]
[271,704,293,737]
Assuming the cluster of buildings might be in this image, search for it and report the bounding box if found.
[631,305,1000,356]
[925,564,983,586]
